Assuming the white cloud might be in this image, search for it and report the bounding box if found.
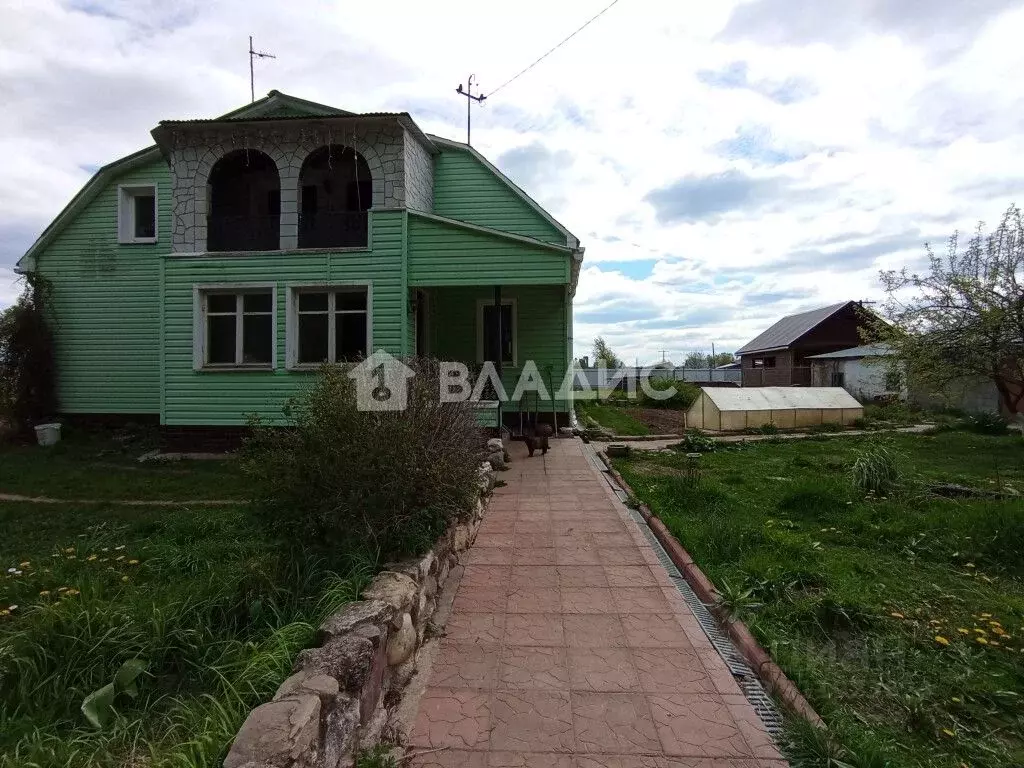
[2,0,1022,364]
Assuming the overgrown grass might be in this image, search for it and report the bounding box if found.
[615,430,1024,768]
[0,435,373,767]
[576,401,651,436]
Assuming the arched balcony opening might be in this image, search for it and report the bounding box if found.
[298,145,372,249]
[207,150,280,252]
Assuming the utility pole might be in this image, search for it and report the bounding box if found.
[249,36,276,103]
[455,75,486,145]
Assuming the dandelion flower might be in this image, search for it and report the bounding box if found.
[980,612,992,618]
[87,555,98,562]
[19,561,30,568]
[0,610,8,617]
[942,729,955,737]
[973,628,986,634]
[976,636,988,645]
[951,697,962,703]
[890,612,905,619]
[990,640,1001,647]
[121,576,129,582]
[128,559,139,565]
[935,636,950,646]
[958,628,969,635]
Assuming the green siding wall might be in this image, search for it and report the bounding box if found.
[407,215,569,287]
[432,148,566,245]
[35,159,169,414]
[160,211,405,426]
[428,285,571,413]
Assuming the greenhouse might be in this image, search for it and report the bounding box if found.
[685,386,864,431]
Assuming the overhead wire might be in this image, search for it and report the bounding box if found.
[486,0,623,98]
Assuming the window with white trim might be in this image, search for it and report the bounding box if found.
[201,290,274,367]
[117,184,157,243]
[476,299,517,366]
[290,286,370,366]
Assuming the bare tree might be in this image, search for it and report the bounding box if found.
[872,204,1024,414]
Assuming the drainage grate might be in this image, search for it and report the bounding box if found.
[584,444,785,737]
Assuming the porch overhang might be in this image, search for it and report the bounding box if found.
[407,211,577,289]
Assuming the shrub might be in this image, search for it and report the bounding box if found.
[959,411,1008,435]
[0,274,57,434]
[674,429,716,453]
[850,444,900,495]
[639,377,699,409]
[242,360,485,558]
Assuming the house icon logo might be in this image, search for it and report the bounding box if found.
[348,350,416,411]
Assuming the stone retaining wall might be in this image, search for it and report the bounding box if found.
[223,458,499,768]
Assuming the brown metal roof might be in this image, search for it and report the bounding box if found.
[735,301,853,355]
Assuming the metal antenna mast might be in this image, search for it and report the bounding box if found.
[455,74,486,145]
[249,36,276,103]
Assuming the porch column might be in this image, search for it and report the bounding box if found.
[494,285,503,432]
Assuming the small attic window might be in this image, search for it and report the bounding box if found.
[118,184,157,244]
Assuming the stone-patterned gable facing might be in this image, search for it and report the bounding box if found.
[158,119,433,253]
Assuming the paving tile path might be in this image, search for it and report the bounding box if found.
[408,438,789,767]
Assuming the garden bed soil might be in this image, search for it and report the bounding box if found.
[625,407,686,435]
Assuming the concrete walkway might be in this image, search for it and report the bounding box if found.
[408,438,787,767]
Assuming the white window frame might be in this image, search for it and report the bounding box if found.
[285,282,373,370]
[192,283,277,371]
[475,297,518,367]
[117,183,158,244]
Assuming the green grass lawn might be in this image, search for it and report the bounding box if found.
[0,433,371,767]
[614,430,1024,768]
[0,429,250,501]
[576,401,650,436]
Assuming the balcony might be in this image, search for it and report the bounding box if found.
[207,214,280,252]
[298,211,369,249]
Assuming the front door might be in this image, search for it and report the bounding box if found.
[415,290,428,356]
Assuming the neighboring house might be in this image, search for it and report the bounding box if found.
[735,301,870,387]
[16,91,583,435]
[808,344,906,401]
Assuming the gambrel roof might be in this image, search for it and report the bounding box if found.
[19,90,578,273]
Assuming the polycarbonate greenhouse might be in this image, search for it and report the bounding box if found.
[685,386,864,432]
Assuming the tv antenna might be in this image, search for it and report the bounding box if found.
[249,36,276,103]
[455,75,486,145]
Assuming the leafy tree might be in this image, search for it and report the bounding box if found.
[592,337,622,368]
[684,351,735,368]
[0,273,57,433]
[684,352,710,369]
[872,204,1024,415]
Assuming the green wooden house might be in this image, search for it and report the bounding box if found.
[16,91,583,435]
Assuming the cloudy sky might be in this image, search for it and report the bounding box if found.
[2,0,1023,364]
